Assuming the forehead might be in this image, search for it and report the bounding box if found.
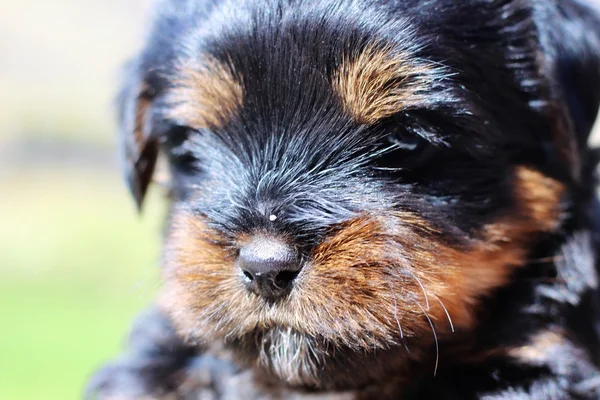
[165,5,447,133]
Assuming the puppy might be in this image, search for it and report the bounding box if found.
[87,0,600,398]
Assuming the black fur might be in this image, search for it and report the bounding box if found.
[88,0,600,398]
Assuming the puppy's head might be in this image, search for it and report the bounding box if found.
[118,0,600,390]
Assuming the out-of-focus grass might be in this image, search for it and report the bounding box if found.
[0,167,164,400]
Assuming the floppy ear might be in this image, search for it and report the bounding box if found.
[541,1,600,164]
[117,63,160,210]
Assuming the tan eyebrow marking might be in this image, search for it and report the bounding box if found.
[333,44,443,124]
[168,57,243,129]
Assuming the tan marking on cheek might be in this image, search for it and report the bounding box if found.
[307,166,565,342]
[305,216,457,346]
[167,57,243,129]
[332,44,441,124]
[159,211,240,339]
[307,215,520,340]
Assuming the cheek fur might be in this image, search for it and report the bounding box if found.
[159,166,565,354]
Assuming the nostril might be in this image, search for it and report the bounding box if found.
[274,270,299,286]
[242,269,254,281]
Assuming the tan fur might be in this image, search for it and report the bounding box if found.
[513,166,565,231]
[332,44,442,124]
[159,165,565,386]
[168,57,243,130]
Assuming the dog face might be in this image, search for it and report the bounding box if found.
[118,0,599,390]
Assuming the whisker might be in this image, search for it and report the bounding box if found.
[434,295,454,332]
[409,270,430,310]
[390,286,404,338]
[414,299,439,376]
[371,166,406,172]
[387,282,411,354]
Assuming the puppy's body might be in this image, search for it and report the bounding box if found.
[88,0,600,398]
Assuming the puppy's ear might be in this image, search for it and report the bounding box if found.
[543,0,600,150]
[117,63,160,210]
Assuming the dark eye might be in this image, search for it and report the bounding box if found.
[387,126,428,151]
[157,124,200,174]
[374,124,436,171]
[170,145,198,173]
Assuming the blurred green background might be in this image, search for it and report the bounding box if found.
[1,1,600,399]
[0,1,164,399]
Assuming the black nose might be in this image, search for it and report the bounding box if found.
[239,236,301,299]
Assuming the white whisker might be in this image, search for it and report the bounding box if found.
[387,283,411,354]
[435,296,455,332]
[414,299,439,376]
[409,271,430,310]
[388,284,404,339]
